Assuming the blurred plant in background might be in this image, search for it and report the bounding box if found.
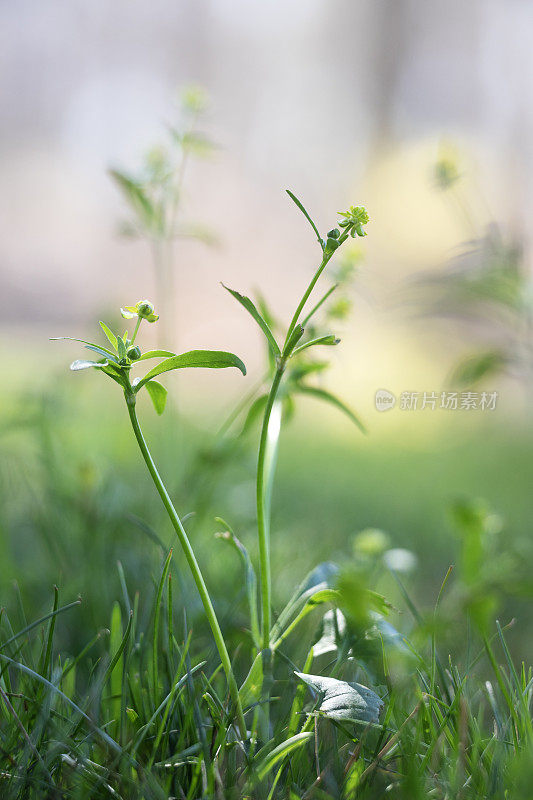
[110,86,215,346]
[408,145,533,397]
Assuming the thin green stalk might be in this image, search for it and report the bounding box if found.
[256,364,285,649]
[283,255,328,351]
[130,317,142,345]
[125,395,247,739]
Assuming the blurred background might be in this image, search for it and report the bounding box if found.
[1,0,532,657]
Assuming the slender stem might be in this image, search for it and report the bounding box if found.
[283,256,328,351]
[126,396,247,739]
[130,317,142,345]
[301,283,339,328]
[283,229,352,351]
[256,364,285,649]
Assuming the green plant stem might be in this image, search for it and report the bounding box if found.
[125,396,247,739]
[130,317,142,345]
[283,256,327,351]
[257,364,285,649]
[283,229,352,351]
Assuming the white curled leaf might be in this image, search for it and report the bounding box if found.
[295,671,383,724]
[313,608,347,657]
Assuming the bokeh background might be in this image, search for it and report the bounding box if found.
[1,0,532,657]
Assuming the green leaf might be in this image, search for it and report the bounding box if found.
[138,349,176,361]
[450,350,507,387]
[296,385,366,434]
[256,732,313,780]
[145,380,168,415]
[117,336,127,361]
[215,519,260,648]
[286,189,324,250]
[109,169,155,228]
[84,344,120,363]
[70,359,107,371]
[51,337,116,360]
[292,334,340,355]
[135,350,246,392]
[283,324,305,357]
[295,672,383,724]
[99,321,118,352]
[272,588,340,649]
[239,651,264,709]
[109,602,123,734]
[241,394,268,435]
[271,562,339,645]
[222,284,280,357]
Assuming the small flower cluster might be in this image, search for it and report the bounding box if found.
[325,206,369,253]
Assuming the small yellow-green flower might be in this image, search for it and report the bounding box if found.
[338,206,369,238]
[121,300,159,323]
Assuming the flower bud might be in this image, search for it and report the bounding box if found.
[325,237,340,253]
[137,301,155,318]
[127,345,142,361]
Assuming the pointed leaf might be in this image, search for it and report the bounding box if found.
[138,349,176,361]
[135,350,246,392]
[109,169,155,226]
[145,380,168,415]
[117,336,127,360]
[295,672,383,724]
[51,337,115,359]
[241,394,269,435]
[271,562,339,644]
[215,520,260,647]
[292,335,340,356]
[222,284,280,357]
[70,359,107,371]
[296,385,366,434]
[239,651,264,709]
[256,732,313,780]
[99,321,118,352]
[286,189,324,250]
[84,344,119,363]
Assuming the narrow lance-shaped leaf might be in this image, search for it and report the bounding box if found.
[292,334,340,356]
[135,349,246,392]
[215,519,260,648]
[295,385,366,434]
[222,284,281,357]
[241,394,269,435]
[272,588,340,649]
[286,189,324,250]
[138,349,176,361]
[70,359,107,371]
[256,732,313,781]
[239,651,264,709]
[295,672,383,724]
[51,337,116,361]
[271,562,339,644]
[109,169,155,227]
[145,380,168,415]
[99,321,118,352]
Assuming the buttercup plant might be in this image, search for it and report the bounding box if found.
[55,190,370,749]
[53,301,249,739]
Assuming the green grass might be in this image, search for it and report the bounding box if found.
[1,379,533,797]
